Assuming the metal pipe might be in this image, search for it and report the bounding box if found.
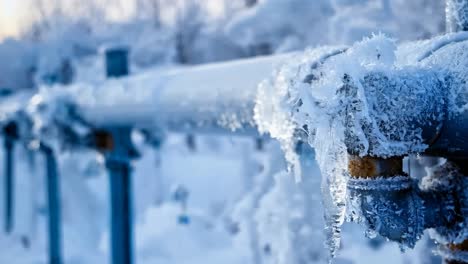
[346,156,464,249]
[41,144,62,264]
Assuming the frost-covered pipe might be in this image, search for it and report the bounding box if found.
[340,69,468,158]
[36,53,294,137]
[342,72,436,156]
[446,0,468,33]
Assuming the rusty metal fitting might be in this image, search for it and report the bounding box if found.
[91,127,139,165]
[439,241,468,264]
[93,130,115,152]
[348,155,406,179]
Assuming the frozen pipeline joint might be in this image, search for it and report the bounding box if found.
[339,68,468,159]
[347,157,468,255]
[346,156,423,247]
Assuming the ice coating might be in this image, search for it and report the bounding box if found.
[254,34,458,259]
[446,0,468,33]
[418,39,468,117]
[346,176,425,250]
[255,35,398,258]
[254,46,347,181]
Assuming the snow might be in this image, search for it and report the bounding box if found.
[0,90,35,123]
[30,53,294,138]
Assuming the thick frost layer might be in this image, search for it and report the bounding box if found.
[254,46,347,180]
[418,40,468,118]
[446,0,468,33]
[254,34,451,258]
[423,161,468,246]
[256,35,392,258]
[346,176,425,250]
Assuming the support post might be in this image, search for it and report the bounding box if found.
[41,144,62,264]
[101,44,134,264]
[94,128,137,264]
[104,46,129,78]
[3,121,17,234]
[3,132,14,233]
[107,157,133,264]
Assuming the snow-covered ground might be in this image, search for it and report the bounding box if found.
[0,133,441,264]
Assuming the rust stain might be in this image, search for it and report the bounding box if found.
[446,240,468,264]
[448,240,468,251]
[348,156,405,179]
[93,130,114,151]
[348,156,377,178]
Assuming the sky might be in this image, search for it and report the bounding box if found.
[0,0,24,39]
[0,0,228,41]
[0,0,138,40]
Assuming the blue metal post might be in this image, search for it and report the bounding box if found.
[3,135,14,233]
[3,121,17,234]
[97,128,136,264]
[104,47,129,78]
[41,144,62,264]
[107,157,133,264]
[102,46,134,264]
